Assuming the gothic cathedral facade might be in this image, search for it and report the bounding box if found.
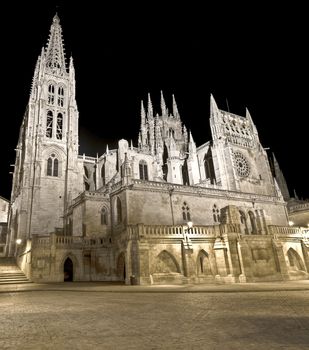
[6,15,309,284]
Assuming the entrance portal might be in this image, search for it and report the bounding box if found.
[64,257,73,282]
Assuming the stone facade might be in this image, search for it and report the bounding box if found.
[5,15,309,284]
[0,196,9,257]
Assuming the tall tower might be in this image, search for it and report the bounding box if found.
[208,95,276,196]
[9,15,82,251]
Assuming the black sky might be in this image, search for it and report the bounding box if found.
[1,2,308,200]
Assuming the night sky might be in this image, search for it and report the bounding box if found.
[1,2,308,200]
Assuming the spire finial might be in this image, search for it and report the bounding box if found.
[210,94,219,118]
[147,93,153,118]
[160,90,167,116]
[172,94,180,118]
[45,14,66,75]
[53,13,60,24]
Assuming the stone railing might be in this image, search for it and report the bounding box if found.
[126,223,241,239]
[130,179,284,204]
[268,225,309,236]
[288,202,309,213]
[71,190,108,206]
[78,155,96,162]
[32,234,109,248]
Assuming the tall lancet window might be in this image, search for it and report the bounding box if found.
[58,86,64,107]
[47,154,59,177]
[56,113,63,140]
[46,111,53,138]
[139,160,148,180]
[204,148,216,184]
[48,84,55,105]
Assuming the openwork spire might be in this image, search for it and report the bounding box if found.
[45,14,66,75]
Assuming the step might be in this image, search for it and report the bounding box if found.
[0,280,32,285]
[0,276,29,281]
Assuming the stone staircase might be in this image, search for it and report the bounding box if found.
[0,257,32,285]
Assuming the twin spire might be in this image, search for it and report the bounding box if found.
[141,91,180,119]
[45,14,67,75]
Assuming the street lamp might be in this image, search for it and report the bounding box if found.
[288,221,294,226]
[16,238,22,245]
[187,221,193,233]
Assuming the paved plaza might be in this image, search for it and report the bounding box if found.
[1,282,309,349]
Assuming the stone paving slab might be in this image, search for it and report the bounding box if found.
[0,288,309,349]
[1,280,309,294]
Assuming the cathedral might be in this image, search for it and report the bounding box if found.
[4,15,309,284]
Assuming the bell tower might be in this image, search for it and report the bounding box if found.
[9,14,82,252]
[209,95,276,196]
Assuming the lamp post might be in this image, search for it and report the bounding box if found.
[187,221,193,233]
[15,238,22,257]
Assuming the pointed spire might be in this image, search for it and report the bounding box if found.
[130,140,133,150]
[106,144,109,156]
[245,107,253,122]
[183,125,188,145]
[160,90,167,116]
[188,131,197,154]
[293,189,299,200]
[210,94,219,118]
[45,14,66,75]
[172,94,180,118]
[272,153,290,201]
[30,57,40,100]
[147,93,153,119]
[141,100,146,123]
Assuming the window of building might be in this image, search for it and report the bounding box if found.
[48,84,54,105]
[58,86,64,107]
[204,148,216,184]
[56,113,63,140]
[213,204,220,223]
[182,160,190,185]
[116,197,122,224]
[182,202,191,221]
[101,207,108,225]
[101,162,106,186]
[47,153,59,177]
[139,160,148,180]
[46,111,53,138]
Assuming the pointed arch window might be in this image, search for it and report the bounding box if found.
[213,204,220,223]
[182,202,191,221]
[182,159,190,185]
[101,161,106,186]
[46,111,53,138]
[116,197,122,224]
[47,153,59,177]
[56,113,63,140]
[48,84,55,105]
[204,148,216,184]
[101,207,108,225]
[58,86,64,107]
[139,160,148,180]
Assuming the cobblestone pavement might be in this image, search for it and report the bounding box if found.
[0,287,309,349]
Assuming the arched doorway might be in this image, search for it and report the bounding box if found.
[64,257,73,282]
[287,248,305,271]
[116,252,126,282]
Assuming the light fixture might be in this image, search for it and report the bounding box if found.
[16,238,22,245]
[288,221,294,226]
[187,221,193,229]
